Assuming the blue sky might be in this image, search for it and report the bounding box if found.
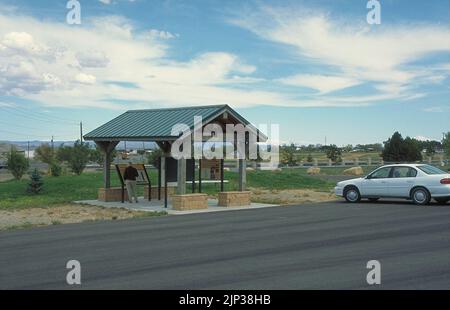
[0,0,448,145]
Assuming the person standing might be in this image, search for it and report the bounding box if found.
[124,162,139,203]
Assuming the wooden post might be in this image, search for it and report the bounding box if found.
[220,158,224,192]
[95,141,119,189]
[177,158,186,194]
[158,156,161,200]
[191,159,196,193]
[164,157,168,208]
[238,158,246,191]
[198,158,202,193]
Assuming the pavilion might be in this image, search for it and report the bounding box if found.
[83,104,267,210]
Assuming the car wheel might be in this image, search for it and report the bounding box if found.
[434,198,450,204]
[411,187,431,205]
[344,186,361,203]
[368,198,379,202]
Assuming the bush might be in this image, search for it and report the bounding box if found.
[280,144,299,166]
[6,147,29,180]
[68,140,90,175]
[35,143,55,165]
[27,168,43,194]
[50,162,62,177]
[325,145,342,162]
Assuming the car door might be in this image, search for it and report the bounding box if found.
[388,166,417,198]
[360,166,392,197]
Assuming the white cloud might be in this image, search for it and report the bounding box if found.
[148,29,178,40]
[75,73,96,85]
[76,50,110,68]
[230,5,450,103]
[278,74,361,94]
[99,0,112,4]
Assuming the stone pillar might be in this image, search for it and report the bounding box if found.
[238,159,246,191]
[177,158,186,194]
[313,158,318,167]
[328,159,332,166]
[368,157,372,166]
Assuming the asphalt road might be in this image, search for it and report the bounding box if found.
[1,200,449,289]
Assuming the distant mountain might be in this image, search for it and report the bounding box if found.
[0,140,158,151]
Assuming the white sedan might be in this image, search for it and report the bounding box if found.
[335,164,450,205]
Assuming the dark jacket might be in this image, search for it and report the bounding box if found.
[124,166,139,181]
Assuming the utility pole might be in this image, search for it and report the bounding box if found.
[80,121,83,142]
[27,141,30,159]
[51,136,54,155]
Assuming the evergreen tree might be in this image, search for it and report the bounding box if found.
[27,169,43,194]
[382,132,422,162]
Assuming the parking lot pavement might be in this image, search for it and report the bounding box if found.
[0,200,449,289]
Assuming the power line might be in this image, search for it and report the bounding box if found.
[0,119,77,134]
[0,106,79,125]
[3,104,80,123]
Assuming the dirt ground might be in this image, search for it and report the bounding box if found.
[250,188,336,205]
[0,204,162,230]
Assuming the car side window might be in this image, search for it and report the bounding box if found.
[370,167,391,179]
[392,167,417,178]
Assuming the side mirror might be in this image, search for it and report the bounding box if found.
[365,175,372,179]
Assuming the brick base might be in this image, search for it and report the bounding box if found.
[98,187,127,202]
[218,191,251,207]
[172,194,208,211]
[143,185,176,200]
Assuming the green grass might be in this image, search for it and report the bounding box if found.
[0,169,333,209]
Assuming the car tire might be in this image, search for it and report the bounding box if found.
[368,198,379,202]
[434,198,450,204]
[411,187,431,205]
[344,186,361,203]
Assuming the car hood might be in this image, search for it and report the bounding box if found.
[336,177,364,187]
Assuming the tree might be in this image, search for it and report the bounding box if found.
[6,146,29,180]
[146,148,164,168]
[443,132,450,157]
[35,143,55,165]
[89,145,117,166]
[307,154,313,163]
[326,144,342,162]
[56,144,72,162]
[27,169,43,194]
[382,132,422,162]
[280,144,298,166]
[68,141,90,175]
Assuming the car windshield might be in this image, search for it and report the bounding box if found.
[417,165,447,175]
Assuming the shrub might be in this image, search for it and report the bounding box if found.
[50,162,62,177]
[35,143,55,165]
[68,140,90,175]
[6,147,29,180]
[27,168,43,194]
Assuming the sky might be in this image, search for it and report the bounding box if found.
[0,0,448,145]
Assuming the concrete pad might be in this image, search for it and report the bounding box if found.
[74,197,279,215]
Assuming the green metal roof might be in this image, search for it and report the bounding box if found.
[84,104,258,141]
